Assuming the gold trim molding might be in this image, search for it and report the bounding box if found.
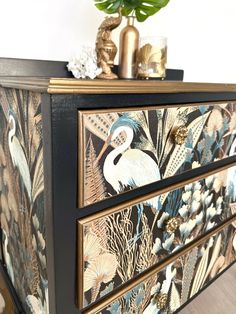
[1,77,236,95]
[48,79,236,94]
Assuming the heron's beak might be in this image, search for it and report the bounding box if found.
[96,134,112,162]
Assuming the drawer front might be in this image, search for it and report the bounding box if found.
[87,221,236,314]
[78,102,236,207]
[78,164,236,308]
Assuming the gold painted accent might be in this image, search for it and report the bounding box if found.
[174,125,189,145]
[118,16,139,79]
[165,217,181,234]
[81,215,236,313]
[96,9,122,80]
[47,80,236,94]
[154,293,168,309]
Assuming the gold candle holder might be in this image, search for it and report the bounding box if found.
[137,36,167,79]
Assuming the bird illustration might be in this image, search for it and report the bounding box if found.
[227,138,236,201]
[2,230,15,285]
[97,114,161,240]
[8,112,32,202]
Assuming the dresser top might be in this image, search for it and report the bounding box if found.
[1,76,236,94]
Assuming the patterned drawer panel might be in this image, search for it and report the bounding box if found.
[88,221,236,314]
[78,164,236,308]
[78,102,236,207]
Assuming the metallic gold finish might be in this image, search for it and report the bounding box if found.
[47,80,236,95]
[165,217,181,234]
[154,293,168,309]
[80,215,236,313]
[118,16,139,79]
[96,10,122,80]
[137,44,167,79]
[173,125,189,145]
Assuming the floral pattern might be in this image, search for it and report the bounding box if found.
[80,102,236,206]
[99,223,236,314]
[0,88,48,313]
[79,165,236,307]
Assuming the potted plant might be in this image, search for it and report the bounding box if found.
[94,0,170,22]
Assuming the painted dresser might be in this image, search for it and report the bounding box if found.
[0,58,236,314]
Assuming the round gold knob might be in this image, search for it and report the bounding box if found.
[174,125,188,145]
[165,217,181,234]
[154,293,168,309]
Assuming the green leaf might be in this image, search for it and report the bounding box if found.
[94,0,170,22]
[95,0,123,14]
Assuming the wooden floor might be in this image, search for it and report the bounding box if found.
[179,264,236,314]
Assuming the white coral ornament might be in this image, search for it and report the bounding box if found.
[67,46,102,79]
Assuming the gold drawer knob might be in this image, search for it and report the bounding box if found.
[174,125,188,145]
[165,217,181,234]
[154,293,168,309]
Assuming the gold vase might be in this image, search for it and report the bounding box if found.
[118,16,139,79]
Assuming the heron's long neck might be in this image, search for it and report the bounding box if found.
[105,126,134,166]
[8,116,16,145]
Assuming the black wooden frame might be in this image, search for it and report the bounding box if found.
[42,92,236,314]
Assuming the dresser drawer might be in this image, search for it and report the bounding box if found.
[84,220,236,314]
[77,164,236,308]
[78,101,236,207]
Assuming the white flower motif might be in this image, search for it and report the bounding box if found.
[193,190,201,202]
[157,212,169,228]
[194,182,202,191]
[205,194,213,207]
[192,161,201,169]
[182,191,191,203]
[191,200,201,213]
[179,219,197,239]
[196,211,204,225]
[206,205,216,220]
[213,178,222,193]
[162,233,175,251]
[67,46,102,79]
[185,236,194,244]
[216,205,223,215]
[201,190,209,203]
[206,221,216,231]
[206,175,214,187]
[216,196,223,206]
[150,283,161,296]
[151,238,162,254]
[185,183,193,192]
[179,205,189,218]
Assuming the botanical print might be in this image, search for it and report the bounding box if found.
[99,223,236,314]
[81,102,236,206]
[0,88,48,313]
[0,266,18,314]
[80,165,236,307]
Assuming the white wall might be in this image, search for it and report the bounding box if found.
[0,0,235,83]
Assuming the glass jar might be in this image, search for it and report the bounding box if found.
[137,36,167,79]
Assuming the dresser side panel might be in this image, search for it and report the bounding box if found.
[0,87,48,313]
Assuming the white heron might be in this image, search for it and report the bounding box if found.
[2,230,15,285]
[226,138,236,201]
[97,114,161,239]
[8,113,32,202]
